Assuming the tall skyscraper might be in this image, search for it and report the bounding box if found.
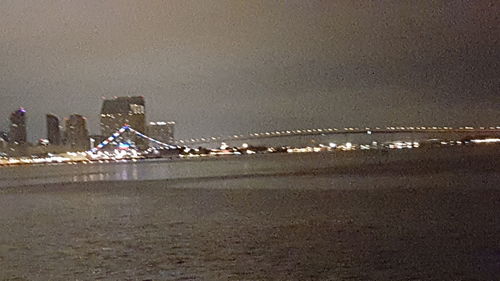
[46,114,62,145]
[64,114,90,151]
[9,108,27,145]
[100,96,146,146]
[147,121,175,144]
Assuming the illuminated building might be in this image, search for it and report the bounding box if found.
[8,108,27,145]
[100,96,146,146]
[46,114,62,145]
[147,121,175,144]
[64,114,90,151]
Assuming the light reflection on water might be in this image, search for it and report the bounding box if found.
[67,163,141,184]
[0,162,143,187]
[0,154,305,188]
[1,148,496,188]
[0,155,292,188]
[71,169,129,183]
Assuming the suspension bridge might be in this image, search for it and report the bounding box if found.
[92,124,500,151]
[176,126,500,146]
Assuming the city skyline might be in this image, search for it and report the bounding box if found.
[0,96,178,144]
[2,100,499,145]
[1,1,498,141]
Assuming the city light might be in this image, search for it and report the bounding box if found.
[1,95,499,166]
[471,138,500,143]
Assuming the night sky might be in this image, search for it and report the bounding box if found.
[0,1,498,141]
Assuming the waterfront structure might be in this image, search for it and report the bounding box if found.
[64,114,90,151]
[146,121,175,144]
[8,108,27,145]
[46,114,62,145]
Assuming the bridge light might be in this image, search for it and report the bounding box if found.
[471,138,500,143]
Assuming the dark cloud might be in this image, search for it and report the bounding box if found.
[0,0,498,140]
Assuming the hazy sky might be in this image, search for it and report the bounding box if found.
[0,0,498,140]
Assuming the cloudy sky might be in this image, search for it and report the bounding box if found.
[0,0,498,140]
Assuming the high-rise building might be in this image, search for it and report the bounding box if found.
[147,121,175,144]
[9,108,27,145]
[46,114,62,145]
[100,96,146,147]
[64,114,90,151]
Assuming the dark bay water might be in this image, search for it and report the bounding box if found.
[0,148,499,280]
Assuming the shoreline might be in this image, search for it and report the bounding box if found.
[1,146,498,191]
[1,142,498,168]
